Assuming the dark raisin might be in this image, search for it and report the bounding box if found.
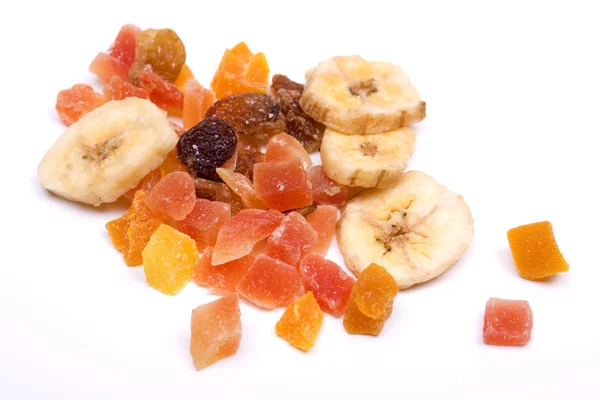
[234,135,264,181]
[177,117,237,181]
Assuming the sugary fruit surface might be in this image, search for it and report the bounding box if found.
[307,165,348,207]
[104,76,150,101]
[275,291,323,351]
[129,28,186,84]
[194,178,244,216]
[236,254,302,309]
[299,253,354,317]
[216,168,266,209]
[212,209,284,265]
[235,136,264,181]
[265,133,312,170]
[205,93,285,141]
[351,263,397,318]
[142,224,199,295]
[253,158,313,211]
[183,79,216,130]
[89,52,129,84]
[177,116,237,181]
[144,172,196,221]
[507,221,569,280]
[175,64,194,91]
[175,198,231,251]
[56,84,105,126]
[108,24,141,68]
[106,191,163,266]
[305,205,338,256]
[265,212,318,266]
[124,169,162,201]
[158,148,188,176]
[193,247,254,294]
[190,293,241,370]
[138,67,184,112]
[343,296,393,336]
[483,298,533,346]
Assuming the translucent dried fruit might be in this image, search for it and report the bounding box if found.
[138,67,184,113]
[236,254,302,308]
[108,24,141,68]
[177,116,238,181]
[235,136,264,181]
[183,79,216,130]
[56,84,105,126]
[299,253,354,317]
[158,148,188,176]
[265,133,312,170]
[104,75,150,101]
[483,298,533,346]
[129,28,186,84]
[89,52,129,84]
[275,291,323,351]
[194,178,244,215]
[144,172,196,221]
[206,93,285,140]
[193,247,254,294]
[306,205,338,255]
[175,64,194,91]
[253,158,313,211]
[124,169,162,201]
[211,42,269,99]
[307,165,348,207]
[507,221,569,280]
[190,293,242,370]
[216,168,266,209]
[265,212,318,267]
[343,296,392,336]
[142,224,199,295]
[174,198,231,251]
[106,191,163,266]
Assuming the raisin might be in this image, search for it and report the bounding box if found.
[178,117,238,181]
[271,74,304,93]
[129,28,186,85]
[205,93,285,141]
[234,136,264,181]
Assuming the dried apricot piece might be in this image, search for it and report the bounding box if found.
[89,52,129,84]
[109,24,141,68]
[483,297,533,346]
[129,28,186,84]
[343,296,392,336]
[235,136,264,181]
[306,205,338,255]
[253,158,313,211]
[193,247,254,294]
[104,75,150,101]
[56,84,105,126]
[265,212,318,267]
[138,66,184,112]
[265,133,312,170]
[142,224,199,295]
[216,168,267,209]
[507,221,569,280]
[183,79,216,130]
[211,42,269,99]
[174,198,231,251]
[307,166,348,208]
[175,64,194,91]
[275,292,323,351]
[144,172,196,221]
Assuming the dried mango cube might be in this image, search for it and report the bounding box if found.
[275,292,323,351]
[343,297,393,336]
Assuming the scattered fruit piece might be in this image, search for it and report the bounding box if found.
[305,205,338,256]
[144,172,196,221]
[190,293,242,370]
[138,66,184,112]
[108,24,141,68]
[158,148,188,176]
[56,84,105,126]
[124,169,162,201]
[142,224,199,295]
[194,178,244,215]
[174,198,231,251]
[183,79,216,130]
[216,168,267,209]
[236,254,302,308]
[129,28,186,84]
[483,298,533,346]
[104,75,150,101]
[343,296,393,336]
[253,158,313,211]
[211,42,269,98]
[507,221,569,280]
[265,212,318,266]
[89,52,129,84]
[193,247,254,294]
[275,292,323,351]
[175,64,194,90]
[307,165,348,207]
[265,133,312,170]
[234,136,264,181]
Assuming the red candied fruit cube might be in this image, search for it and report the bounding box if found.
[265,133,312,170]
[306,205,338,256]
[483,297,533,346]
[193,247,254,294]
[89,52,129,84]
[138,66,184,112]
[253,158,313,211]
[104,76,149,101]
[56,84,105,126]
[236,254,302,308]
[108,24,141,68]
[212,209,285,265]
[144,172,196,221]
[308,165,348,208]
[174,198,231,251]
[299,253,354,317]
[183,79,217,130]
[266,212,318,266]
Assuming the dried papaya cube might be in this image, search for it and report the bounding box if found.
[265,212,318,266]
[175,64,195,91]
[216,168,267,210]
[236,254,302,308]
[175,198,231,251]
[483,298,533,346]
[343,296,393,336]
[108,24,141,67]
[265,133,312,170]
[305,205,338,256]
[507,221,569,280]
[229,42,252,61]
[193,247,254,294]
[104,75,149,101]
[56,84,105,126]
[243,52,269,85]
[89,52,129,84]
[123,169,162,202]
[308,165,348,208]
[351,263,397,318]
[211,50,248,99]
[212,209,285,265]
[190,293,241,370]
[299,253,354,317]
[275,292,323,351]
[138,66,184,113]
[142,224,199,295]
[253,158,313,211]
[144,171,196,221]
[183,79,216,130]
[211,43,269,99]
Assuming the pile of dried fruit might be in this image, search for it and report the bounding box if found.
[39,24,570,370]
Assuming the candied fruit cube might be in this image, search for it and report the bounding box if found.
[175,64,195,91]
[308,165,348,208]
[229,42,252,61]
[89,52,129,84]
[483,297,533,346]
[108,24,141,68]
[56,84,105,126]
[236,254,302,308]
[124,169,162,201]
[343,297,393,336]
[142,224,199,295]
[144,172,196,221]
[275,292,323,351]
[190,293,241,370]
[265,212,318,266]
[211,42,269,99]
[299,253,354,317]
[253,158,313,211]
[216,168,266,209]
[174,198,231,251]
[507,221,569,280]
[212,209,285,265]
[305,205,338,256]
[265,133,312,170]
[104,75,149,101]
[193,247,254,294]
[138,66,184,113]
[183,79,216,130]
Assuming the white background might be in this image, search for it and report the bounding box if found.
[1,0,599,398]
